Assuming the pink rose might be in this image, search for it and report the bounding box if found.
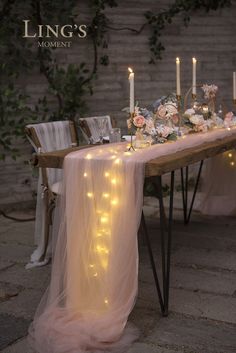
[224,112,234,128]
[195,123,208,133]
[157,105,167,119]
[224,111,233,121]
[172,114,179,124]
[133,115,145,128]
[156,125,174,138]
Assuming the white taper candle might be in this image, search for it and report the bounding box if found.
[192,57,197,95]
[233,72,236,100]
[176,57,181,96]
[128,68,134,114]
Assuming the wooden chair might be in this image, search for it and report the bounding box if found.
[25,120,78,268]
[79,115,116,144]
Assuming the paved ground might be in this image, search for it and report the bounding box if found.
[0,203,236,353]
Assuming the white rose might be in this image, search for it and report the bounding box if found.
[165,103,178,117]
[189,114,205,125]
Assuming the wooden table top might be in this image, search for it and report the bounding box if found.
[34,131,236,177]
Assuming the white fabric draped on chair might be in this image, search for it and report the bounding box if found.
[79,116,113,143]
[26,121,76,269]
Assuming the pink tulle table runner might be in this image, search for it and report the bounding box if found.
[29,127,236,353]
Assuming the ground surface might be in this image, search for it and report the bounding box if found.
[0,205,236,353]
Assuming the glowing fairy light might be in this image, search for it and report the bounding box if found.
[83,172,88,177]
[230,161,235,166]
[103,193,110,198]
[104,298,109,304]
[111,178,117,185]
[104,172,110,178]
[93,272,98,277]
[114,158,121,165]
[89,264,95,268]
[228,153,233,158]
[96,245,109,254]
[86,154,92,159]
[111,198,119,206]
[101,216,108,223]
[87,192,93,198]
[111,155,116,159]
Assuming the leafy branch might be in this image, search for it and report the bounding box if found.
[145,0,232,63]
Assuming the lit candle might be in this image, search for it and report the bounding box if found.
[128,67,134,114]
[233,72,236,100]
[192,57,197,96]
[176,57,181,96]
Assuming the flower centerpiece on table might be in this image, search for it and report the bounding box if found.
[201,83,218,114]
[183,108,215,133]
[224,111,236,128]
[153,94,179,127]
[125,103,177,145]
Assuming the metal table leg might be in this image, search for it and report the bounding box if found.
[141,171,175,316]
[181,161,204,224]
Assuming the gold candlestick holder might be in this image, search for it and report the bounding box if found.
[176,95,182,112]
[128,112,136,152]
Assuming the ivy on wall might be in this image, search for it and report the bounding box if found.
[0,0,232,159]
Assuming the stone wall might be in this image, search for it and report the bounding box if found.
[1,0,236,209]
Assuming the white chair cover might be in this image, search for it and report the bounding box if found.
[80,116,112,143]
[26,121,74,269]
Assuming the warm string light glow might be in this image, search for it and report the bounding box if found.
[226,150,236,167]
[84,149,124,309]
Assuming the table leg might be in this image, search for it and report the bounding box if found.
[141,171,175,317]
[181,160,203,224]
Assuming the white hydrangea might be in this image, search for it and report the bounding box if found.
[189,114,205,126]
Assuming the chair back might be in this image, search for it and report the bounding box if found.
[79,115,113,144]
[25,120,78,187]
[25,120,78,152]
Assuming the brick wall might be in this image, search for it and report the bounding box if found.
[1,0,236,208]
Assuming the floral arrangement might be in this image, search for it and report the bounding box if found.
[153,94,179,126]
[201,84,218,100]
[183,108,215,133]
[126,102,177,143]
[224,111,236,128]
[124,89,236,146]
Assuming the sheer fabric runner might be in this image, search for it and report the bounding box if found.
[29,127,236,353]
[199,153,236,215]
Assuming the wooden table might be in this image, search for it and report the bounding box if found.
[33,131,236,316]
[34,132,236,176]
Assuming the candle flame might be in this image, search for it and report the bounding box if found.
[176,57,180,63]
[192,57,197,63]
[128,67,133,73]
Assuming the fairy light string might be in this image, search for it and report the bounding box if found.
[226,150,236,166]
[84,147,133,309]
